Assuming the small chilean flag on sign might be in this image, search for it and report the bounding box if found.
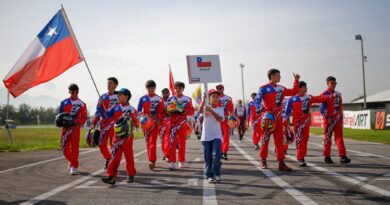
[196,57,212,67]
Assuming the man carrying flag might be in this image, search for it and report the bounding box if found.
[92,77,119,169]
[3,9,83,97]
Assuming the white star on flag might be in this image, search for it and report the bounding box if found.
[46,27,58,36]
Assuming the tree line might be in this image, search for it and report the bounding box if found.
[0,104,60,125]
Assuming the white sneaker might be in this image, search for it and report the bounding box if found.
[70,167,78,175]
[239,140,242,143]
[168,162,175,170]
[215,176,221,182]
[178,162,185,168]
[207,177,214,183]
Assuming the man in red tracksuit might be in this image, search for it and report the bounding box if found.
[92,77,119,169]
[101,88,139,184]
[160,88,171,161]
[254,68,300,171]
[247,92,262,150]
[59,84,87,175]
[235,99,246,142]
[283,81,329,166]
[166,81,194,170]
[320,76,351,164]
[216,84,234,160]
[137,80,164,170]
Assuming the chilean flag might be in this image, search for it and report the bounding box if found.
[3,10,83,97]
[196,57,212,68]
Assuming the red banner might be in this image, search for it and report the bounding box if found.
[311,112,323,128]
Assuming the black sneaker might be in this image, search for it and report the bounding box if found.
[297,159,307,167]
[254,145,260,150]
[127,176,134,183]
[104,158,110,170]
[340,156,351,164]
[222,153,228,160]
[324,156,334,164]
[101,176,116,185]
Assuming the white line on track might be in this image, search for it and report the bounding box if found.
[0,139,146,175]
[231,140,318,205]
[20,143,156,205]
[203,176,218,205]
[0,149,98,174]
[283,154,390,198]
[307,141,390,160]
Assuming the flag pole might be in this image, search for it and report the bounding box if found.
[60,4,101,98]
[5,91,13,144]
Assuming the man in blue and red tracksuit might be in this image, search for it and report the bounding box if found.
[59,84,87,175]
[254,68,300,171]
[283,81,330,166]
[92,77,119,169]
[166,81,194,170]
[138,80,164,170]
[216,84,234,160]
[160,88,171,161]
[320,76,351,164]
[101,88,139,184]
[247,92,262,150]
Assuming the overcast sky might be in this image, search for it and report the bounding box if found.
[0,0,389,111]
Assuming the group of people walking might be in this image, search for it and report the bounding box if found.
[56,68,351,185]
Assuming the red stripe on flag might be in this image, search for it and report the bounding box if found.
[197,62,212,67]
[3,37,82,97]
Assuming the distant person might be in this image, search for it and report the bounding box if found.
[166,81,194,170]
[247,92,262,150]
[92,77,119,169]
[283,81,330,166]
[216,84,234,160]
[320,76,351,164]
[254,68,300,171]
[235,99,247,142]
[137,80,164,170]
[101,88,139,184]
[58,84,87,175]
[199,89,224,183]
[160,88,171,161]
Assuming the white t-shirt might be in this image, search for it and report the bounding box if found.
[201,107,224,142]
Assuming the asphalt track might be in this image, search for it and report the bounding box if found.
[0,132,389,205]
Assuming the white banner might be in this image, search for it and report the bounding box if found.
[343,110,371,129]
[186,55,222,84]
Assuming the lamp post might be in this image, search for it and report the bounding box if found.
[240,63,245,105]
[355,34,367,109]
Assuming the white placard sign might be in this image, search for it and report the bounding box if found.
[186,55,222,84]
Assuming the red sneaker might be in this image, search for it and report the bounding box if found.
[279,161,292,172]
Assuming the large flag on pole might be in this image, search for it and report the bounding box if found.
[192,84,202,105]
[169,65,176,96]
[3,10,84,97]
